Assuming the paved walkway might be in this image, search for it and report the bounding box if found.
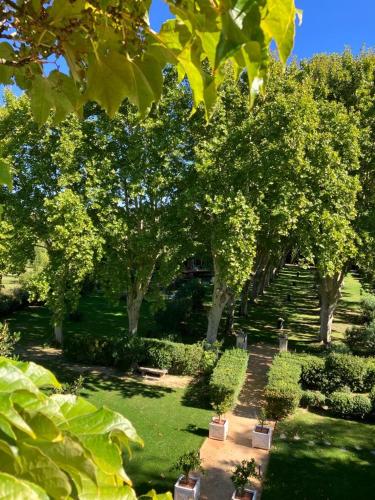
[200,343,278,500]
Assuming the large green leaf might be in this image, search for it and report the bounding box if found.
[65,407,143,447]
[0,393,35,437]
[51,393,97,421]
[0,473,49,500]
[13,359,61,388]
[18,442,72,498]
[28,75,55,125]
[79,433,131,483]
[35,435,97,483]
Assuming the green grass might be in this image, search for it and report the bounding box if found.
[236,265,363,347]
[263,409,375,500]
[81,375,211,495]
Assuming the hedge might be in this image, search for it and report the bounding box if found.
[300,390,326,409]
[264,353,302,420]
[63,334,213,375]
[209,349,248,414]
[327,391,372,419]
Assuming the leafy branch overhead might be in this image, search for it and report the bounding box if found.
[0,0,301,125]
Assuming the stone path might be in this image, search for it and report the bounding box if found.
[200,343,278,500]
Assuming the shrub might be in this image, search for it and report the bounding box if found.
[300,390,326,408]
[209,349,248,413]
[143,339,205,375]
[327,391,372,419]
[231,459,260,497]
[360,294,375,324]
[346,321,375,356]
[0,321,20,358]
[324,353,368,392]
[264,353,302,420]
[300,355,326,390]
[64,334,206,375]
[370,386,375,410]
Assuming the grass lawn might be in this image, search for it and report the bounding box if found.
[236,265,362,347]
[262,409,375,500]
[81,375,211,495]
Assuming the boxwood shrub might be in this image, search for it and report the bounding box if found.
[327,391,372,419]
[264,353,302,420]
[370,386,375,410]
[300,355,326,390]
[300,390,326,409]
[64,334,209,375]
[324,353,368,392]
[209,349,248,413]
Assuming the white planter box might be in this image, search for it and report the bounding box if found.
[209,417,229,441]
[236,333,248,350]
[252,425,273,450]
[174,475,200,500]
[231,488,257,500]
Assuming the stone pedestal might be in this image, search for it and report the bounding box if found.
[236,332,248,350]
[279,334,288,352]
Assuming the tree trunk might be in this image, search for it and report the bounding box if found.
[206,257,232,343]
[54,321,63,345]
[127,289,144,336]
[225,297,235,335]
[239,279,251,317]
[318,271,345,346]
[251,251,268,300]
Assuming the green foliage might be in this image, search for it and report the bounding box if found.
[324,353,368,393]
[0,356,172,499]
[299,356,326,391]
[360,294,375,324]
[300,390,326,409]
[264,353,302,420]
[171,450,203,483]
[370,386,375,410]
[64,334,207,375]
[0,0,299,128]
[327,392,372,420]
[231,459,259,495]
[209,348,248,414]
[143,339,205,375]
[0,322,19,358]
[346,321,375,356]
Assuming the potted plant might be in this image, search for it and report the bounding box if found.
[172,450,203,500]
[231,459,260,499]
[209,396,231,441]
[251,408,273,450]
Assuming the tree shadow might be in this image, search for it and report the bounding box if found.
[181,375,211,410]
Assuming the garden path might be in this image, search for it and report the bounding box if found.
[199,343,278,500]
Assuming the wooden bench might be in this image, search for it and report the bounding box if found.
[138,366,168,378]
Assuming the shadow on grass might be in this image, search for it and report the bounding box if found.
[183,423,208,437]
[80,375,174,399]
[181,375,211,410]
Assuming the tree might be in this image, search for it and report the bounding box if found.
[299,100,360,345]
[0,93,101,344]
[82,70,194,335]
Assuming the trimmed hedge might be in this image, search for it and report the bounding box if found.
[324,353,368,392]
[300,356,326,390]
[264,353,302,420]
[300,390,326,409]
[327,391,372,419]
[209,349,248,413]
[370,386,375,410]
[64,334,211,375]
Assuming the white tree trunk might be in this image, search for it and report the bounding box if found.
[206,257,232,343]
[54,321,63,345]
[127,288,144,336]
[318,271,345,346]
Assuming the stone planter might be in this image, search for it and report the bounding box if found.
[209,417,229,441]
[252,425,273,450]
[231,488,257,500]
[174,475,200,500]
[236,332,248,350]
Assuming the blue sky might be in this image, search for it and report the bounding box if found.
[150,0,375,60]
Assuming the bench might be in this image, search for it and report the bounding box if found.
[138,366,168,378]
